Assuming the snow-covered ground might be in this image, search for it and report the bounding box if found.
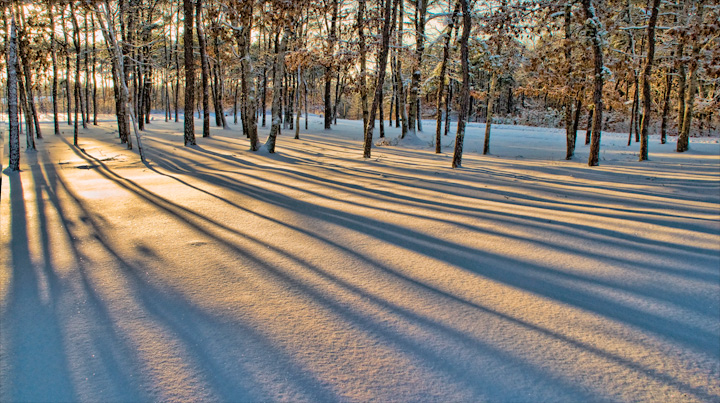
[2,114,719,402]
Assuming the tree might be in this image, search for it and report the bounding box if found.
[435,0,459,154]
[677,0,706,153]
[197,0,211,137]
[6,12,20,171]
[639,0,660,161]
[451,0,471,168]
[582,0,605,167]
[363,0,398,158]
[183,0,197,146]
[406,0,427,134]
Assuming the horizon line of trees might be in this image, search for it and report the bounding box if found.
[2,0,718,171]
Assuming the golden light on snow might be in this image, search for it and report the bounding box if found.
[1,116,718,402]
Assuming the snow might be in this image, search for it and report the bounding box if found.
[2,114,719,402]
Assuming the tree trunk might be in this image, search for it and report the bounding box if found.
[407,0,427,134]
[628,75,638,146]
[358,0,369,131]
[95,1,146,161]
[363,0,398,157]
[660,68,672,144]
[15,10,42,139]
[677,0,705,152]
[48,1,60,135]
[69,3,82,146]
[396,1,408,138]
[6,15,20,171]
[325,0,339,130]
[482,71,497,155]
[295,68,302,139]
[451,0,471,168]
[183,0,196,145]
[444,80,452,137]
[196,0,210,137]
[265,26,289,153]
[582,0,604,166]
[639,0,660,161]
[435,1,459,153]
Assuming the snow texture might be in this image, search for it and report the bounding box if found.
[1,114,719,402]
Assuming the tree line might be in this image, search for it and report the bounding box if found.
[2,0,718,171]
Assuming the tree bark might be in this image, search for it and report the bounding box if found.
[325,0,339,130]
[183,0,196,145]
[363,0,398,158]
[6,15,20,171]
[48,1,60,135]
[407,0,427,134]
[196,0,210,137]
[582,0,604,166]
[396,0,408,138]
[660,68,672,144]
[451,0,471,168]
[266,25,289,153]
[677,0,705,152]
[639,0,660,161]
[435,1,459,154]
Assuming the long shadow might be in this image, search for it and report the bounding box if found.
[71,145,602,401]
[76,145,709,396]
[138,155,720,400]
[168,140,720,248]
[41,148,338,401]
[147,147,720,302]
[136,144,720,360]
[3,169,76,402]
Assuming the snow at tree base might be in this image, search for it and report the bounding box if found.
[1,115,719,402]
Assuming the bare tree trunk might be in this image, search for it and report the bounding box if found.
[358,0,369,131]
[396,1,408,138]
[325,0,338,129]
[174,5,181,122]
[196,0,210,137]
[69,3,82,145]
[92,14,98,125]
[363,0,398,158]
[48,1,60,135]
[15,9,42,139]
[95,1,146,161]
[295,68,302,139]
[444,80,452,137]
[183,0,196,145]
[582,0,605,166]
[435,1,459,153]
[407,0,427,134]
[564,2,576,160]
[266,26,289,153]
[660,68,672,144]
[639,0,660,161]
[677,0,705,153]
[482,71,497,155]
[451,0,471,168]
[6,15,20,171]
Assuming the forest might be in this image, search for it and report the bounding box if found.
[2,1,720,402]
[2,0,718,170]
